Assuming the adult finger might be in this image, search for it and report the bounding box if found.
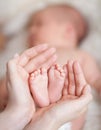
[73,61,87,96]
[49,86,92,128]
[63,64,68,96]
[24,48,56,73]
[7,54,19,77]
[68,60,76,95]
[41,55,57,69]
[19,44,48,67]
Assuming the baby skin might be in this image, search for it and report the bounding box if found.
[30,68,49,107]
[29,60,91,130]
[29,60,90,108]
[29,64,65,107]
[25,60,92,130]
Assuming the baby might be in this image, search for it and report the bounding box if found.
[28,4,101,91]
[0,3,100,130]
[28,4,101,130]
[0,45,92,130]
[29,60,89,106]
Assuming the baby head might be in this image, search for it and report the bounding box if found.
[28,4,88,49]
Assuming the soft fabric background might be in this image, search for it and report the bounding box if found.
[0,0,101,130]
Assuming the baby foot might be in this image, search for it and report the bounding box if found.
[29,68,49,107]
[48,64,65,103]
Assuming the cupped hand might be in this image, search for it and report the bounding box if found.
[3,44,57,130]
[24,60,92,130]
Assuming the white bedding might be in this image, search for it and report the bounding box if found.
[0,0,101,130]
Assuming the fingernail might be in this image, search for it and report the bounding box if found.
[14,53,19,58]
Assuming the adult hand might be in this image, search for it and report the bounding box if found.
[24,61,92,130]
[0,44,57,130]
[24,86,92,130]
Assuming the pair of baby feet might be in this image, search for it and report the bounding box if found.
[29,60,88,108]
[29,63,64,107]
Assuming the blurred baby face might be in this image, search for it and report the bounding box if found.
[28,9,64,47]
[28,6,87,48]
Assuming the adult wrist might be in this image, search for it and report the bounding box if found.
[1,106,33,130]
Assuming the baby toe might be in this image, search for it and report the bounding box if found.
[38,69,41,74]
[30,72,34,77]
[60,71,66,77]
[41,68,47,75]
[34,70,39,77]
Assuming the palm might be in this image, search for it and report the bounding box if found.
[24,61,92,130]
[31,89,79,120]
[17,65,35,107]
[27,93,85,130]
[18,65,29,84]
[7,60,35,111]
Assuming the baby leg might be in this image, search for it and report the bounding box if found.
[48,64,65,103]
[29,68,49,107]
